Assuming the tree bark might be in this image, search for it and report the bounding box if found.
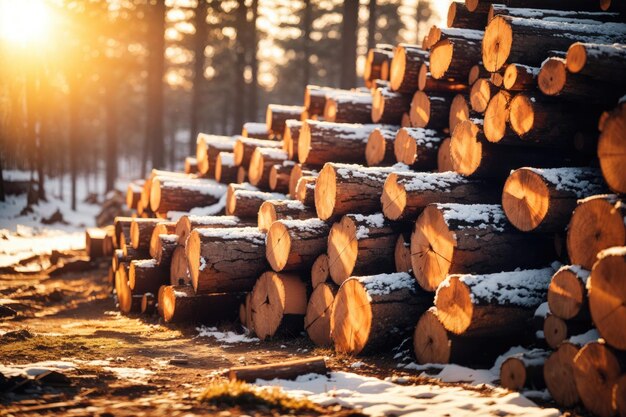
[266,104,305,138]
[371,87,412,124]
[175,214,249,246]
[269,161,295,193]
[149,177,226,214]
[500,348,549,391]
[257,199,315,233]
[188,0,208,156]
[340,0,359,89]
[161,285,242,323]
[365,127,399,166]
[226,184,286,218]
[146,0,166,170]
[229,357,327,382]
[129,259,169,295]
[393,127,444,170]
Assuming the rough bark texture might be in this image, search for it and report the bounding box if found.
[129,259,169,295]
[269,161,295,193]
[161,285,242,324]
[371,87,412,125]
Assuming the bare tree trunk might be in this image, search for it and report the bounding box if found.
[340,0,359,89]
[169,110,177,169]
[247,0,258,122]
[367,0,377,50]
[189,0,207,156]
[25,67,40,204]
[68,75,79,211]
[144,0,166,174]
[35,66,46,201]
[233,0,246,134]
[303,0,312,88]
[104,71,118,193]
[0,155,4,202]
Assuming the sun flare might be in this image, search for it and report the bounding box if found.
[0,0,52,46]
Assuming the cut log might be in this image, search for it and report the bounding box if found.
[114,217,134,249]
[214,152,238,184]
[140,169,193,213]
[500,348,549,391]
[304,86,350,118]
[126,181,143,210]
[149,233,178,266]
[543,334,589,407]
[161,285,242,323]
[429,29,484,81]
[470,78,498,113]
[366,127,399,167]
[311,254,330,289]
[242,121,270,139]
[282,119,302,160]
[483,90,513,143]
[434,267,554,336]
[257,199,315,233]
[598,102,626,193]
[186,227,267,294]
[266,218,330,272]
[86,228,107,258]
[543,313,591,349]
[371,87,412,125]
[250,271,307,340]
[567,42,626,83]
[567,195,626,270]
[389,44,429,93]
[184,157,198,175]
[327,213,400,285]
[148,221,176,258]
[115,266,141,314]
[409,91,453,130]
[538,57,619,105]
[266,104,305,138]
[150,177,226,214]
[448,1,488,30]
[503,63,538,91]
[295,176,316,207]
[175,214,246,246]
[449,94,471,135]
[288,164,317,198]
[490,71,504,87]
[141,292,156,315]
[468,63,489,86]
[502,167,607,233]
[394,232,412,273]
[489,4,624,23]
[574,341,626,417]
[314,163,407,221]
[482,15,626,72]
[130,218,161,251]
[228,357,328,382]
[304,283,338,347]
[324,92,373,124]
[392,127,443,170]
[225,183,286,219]
[129,259,169,295]
[437,137,454,172]
[450,120,576,178]
[269,161,295,193]
[111,249,132,272]
[237,166,246,184]
[382,171,498,221]
[413,204,554,292]
[331,272,431,355]
[233,137,282,167]
[298,120,386,166]
[418,63,468,93]
[196,134,236,178]
[364,44,394,84]
[170,245,190,286]
[248,147,288,189]
[548,265,590,321]
[588,247,626,350]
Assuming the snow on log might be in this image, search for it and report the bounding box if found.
[500,348,549,391]
[233,137,282,167]
[129,259,169,295]
[409,91,454,130]
[242,122,270,139]
[269,160,295,193]
[371,87,412,125]
[365,127,399,167]
[248,147,289,189]
[324,91,373,124]
[257,199,315,232]
[389,44,429,94]
[266,104,305,138]
[225,183,286,219]
[393,127,444,170]
[214,152,238,184]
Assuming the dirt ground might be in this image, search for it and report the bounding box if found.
[0,255,421,416]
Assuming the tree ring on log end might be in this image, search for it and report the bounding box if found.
[500,357,527,391]
[381,173,406,221]
[258,201,277,233]
[304,283,335,347]
[297,122,312,164]
[330,278,373,355]
[482,16,512,73]
[266,221,291,272]
[503,64,518,90]
[410,91,431,128]
[366,129,386,166]
[566,43,587,74]
[543,343,579,407]
[314,164,336,221]
[186,230,202,292]
[544,314,567,349]
[371,88,385,123]
[538,58,566,96]
[470,78,492,113]
[449,94,469,135]
[450,120,482,176]
[598,105,626,193]
[389,46,407,91]
[394,129,417,165]
[248,149,264,186]
[433,275,472,334]
[484,91,510,142]
[446,2,457,28]
[417,63,428,91]
[233,141,245,166]
[327,216,359,285]
[502,168,550,232]
[548,268,585,320]
[429,39,453,80]
[509,94,534,137]
[413,309,451,364]
[149,178,162,213]
[438,138,453,172]
[411,205,456,292]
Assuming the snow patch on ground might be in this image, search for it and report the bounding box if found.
[196,326,260,345]
[103,366,155,383]
[0,360,77,377]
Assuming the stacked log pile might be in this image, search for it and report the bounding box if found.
[87,1,626,412]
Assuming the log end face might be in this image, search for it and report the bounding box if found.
[311,253,330,288]
[538,58,566,96]
[548,269,585,320]
[437,138,454,173]
[214,154,223,182]
[266,221,291,272]
[502,168,550,232]
[429,39,453,80]
[483,91,509,142]
[130,221,140,250]
[394,234,412,273]
[371,88,384,124]
[509,94,534,137]
[268,165,278,190]
[543,343,580,407]
[115,267,132,314]
[328,216,358,286]
[543,314,567,350]
[265,107,273,135]
[389,46,407,92]
[366,129,385,167]
[470,79,491,113]
[417,63,427,91]
[381,173,406,221]
[413,308,451,364]
[503,64,517,90]
[500,357,527,391]
[410,91,430,128]
[149,178,162,213]
[566,43,587,74]
[258,201,276,233]
[331,279,372,355]
[434,275,473,335]
[324,98,338,122]
[450,120,481,176]
[449,94,469,135]
[248,149,264,186]
[161,285,176,322]
[315,164,337,221]
[598,105,626,194]
[298,122,312,164]
[446,2,456,28]
[186,230,202,292]
[304,283,335,347]
[233,140,244,166]
[482,15,512,73]
[226,185,237,215]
